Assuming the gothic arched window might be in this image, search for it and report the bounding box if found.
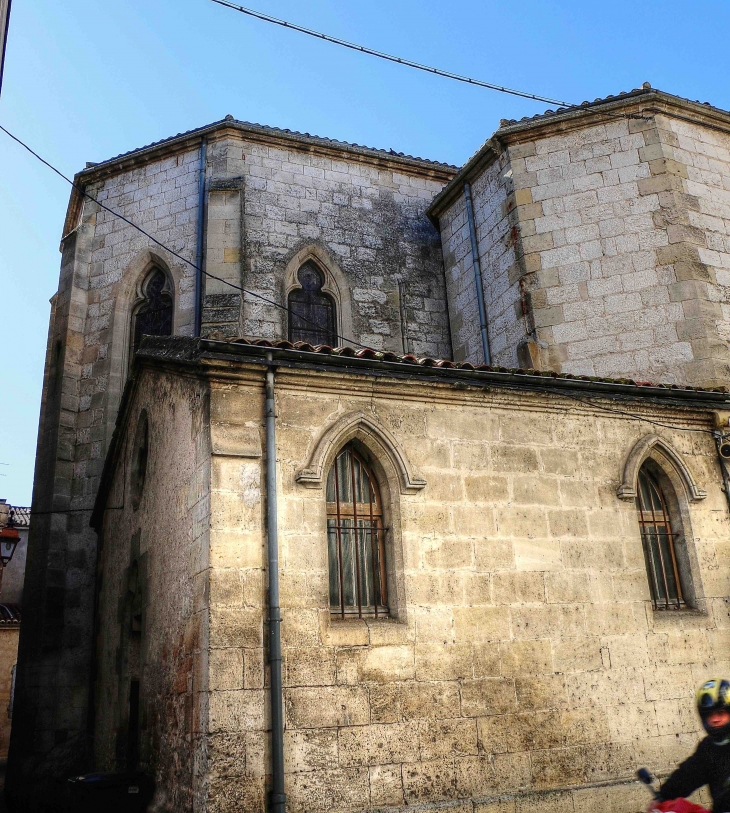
[132,269,173,357]
[288,261,337,347]
[636,463,686,610]
[326,444,388,618]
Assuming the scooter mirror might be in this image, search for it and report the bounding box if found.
[637,768,655,786]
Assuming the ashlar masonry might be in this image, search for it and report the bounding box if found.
[9,86,730,812]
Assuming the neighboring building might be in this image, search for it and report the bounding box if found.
[9,86,730,811]
[0,0,12,96]
[0,502,28,762]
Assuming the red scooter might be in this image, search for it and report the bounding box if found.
[637,769,709,813]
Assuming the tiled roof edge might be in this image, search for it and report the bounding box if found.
[9,506,30,528]
[135,335,730,399]
[75,117,458,182]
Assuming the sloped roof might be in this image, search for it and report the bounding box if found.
[428,85,730,218]
[496,84,726,130]
[9,506,30,528]
[206,336,729,395]
[77,116,457,179]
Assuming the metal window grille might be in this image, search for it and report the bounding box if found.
[326,444,388,618]
[133,269,173,355]
[636,466,685,610]
[288,261,337,347]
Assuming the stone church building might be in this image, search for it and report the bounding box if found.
[8,86,730,812]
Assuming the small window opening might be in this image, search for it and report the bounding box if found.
[131,412,149,512]
[326,444,388,618]
[288,261,337,346]
[636,464,685,610]
[132,268,173,356]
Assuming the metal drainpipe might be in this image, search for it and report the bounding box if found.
[463,181,491,366]
[265,353,286,813]
[193,137,207,337]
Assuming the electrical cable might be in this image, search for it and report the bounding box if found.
[0,123,719,462]
[529,386,717,435]
[208,0,651,121]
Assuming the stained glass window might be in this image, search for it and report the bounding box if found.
[636,465,685,610]
[288,261,337,346]
[326,444,388,617]
[132,269,173,356]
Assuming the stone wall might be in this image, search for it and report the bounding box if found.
[94,366,210,811]
[11,123,454,808]
[8,216,101,808]
[664,115,730,385]
[98,350,730,812]
[7,147,203,809]
[439,158,524,366]
[233,134,452,357]
[267,369,725,813]
[205,374,268,812]
[435,107,730,387]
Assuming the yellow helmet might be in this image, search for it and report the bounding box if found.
[696,678,730,740]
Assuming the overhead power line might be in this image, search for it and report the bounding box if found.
[209,0,570,106]
[208,0,650,121]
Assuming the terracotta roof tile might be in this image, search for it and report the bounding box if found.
[213,336,729,394]
[8,506,30,528]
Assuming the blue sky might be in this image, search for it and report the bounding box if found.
[1,0,730,504]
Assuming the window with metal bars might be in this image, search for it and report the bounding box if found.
[132,268,173,356]
[636,464,686,610]
[326,444,388,618]
[288,261,337,347]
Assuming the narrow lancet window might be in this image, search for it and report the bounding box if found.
[132,269,173,356]
[326,444,387,618]
[288,261,337,346]
[636,464,685,610]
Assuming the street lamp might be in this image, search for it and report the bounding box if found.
[0,512,20,596]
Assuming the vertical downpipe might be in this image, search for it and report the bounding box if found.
[463,181,491,365]
[194,138,207,337]
[265,353,286,812]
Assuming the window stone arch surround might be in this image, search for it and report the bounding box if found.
[296,411,425,622]
[130,268,174,358]
[296,410,426,495]
[282,244,354,347]
[104,249,188,447]
[617,434,708,611]
[617,434,707,503]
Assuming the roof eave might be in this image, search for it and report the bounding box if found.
[74,119,457,187]
[427,137,503,223]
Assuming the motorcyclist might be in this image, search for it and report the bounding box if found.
[647,678,730,812]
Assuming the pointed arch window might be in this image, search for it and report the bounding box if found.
[326,444,388,618]
[288,261,337,347]
[132,269,173,357]
[636,463,685,610]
